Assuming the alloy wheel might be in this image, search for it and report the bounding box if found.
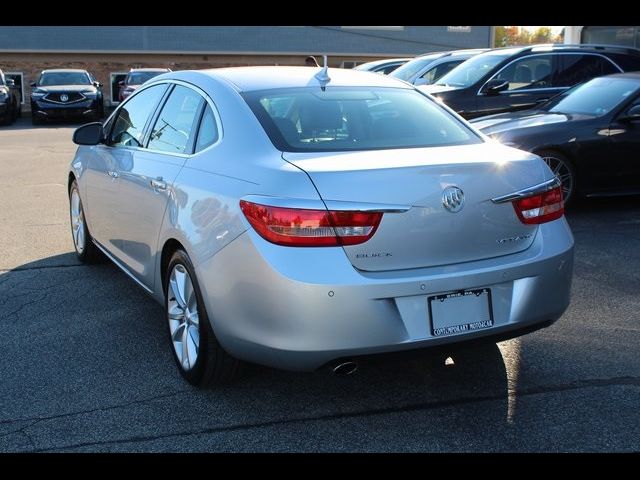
[70,189,85,254]
[542,155,574,202]
[167,264,200,372]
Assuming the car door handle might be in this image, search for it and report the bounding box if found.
[150,178,167,190]
[535,98,550,104]
[107,170,119,178]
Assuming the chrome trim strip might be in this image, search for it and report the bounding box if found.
[241,194,411,213]
[43,92,87,104]
[491,177,561,204]
[92,240,154,294]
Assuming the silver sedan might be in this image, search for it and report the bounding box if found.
[68,66,574,386]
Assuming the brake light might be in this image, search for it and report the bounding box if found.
[239,200,383,247]
[512,186,564,224]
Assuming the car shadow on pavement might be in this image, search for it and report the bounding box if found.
[1,116,101,131]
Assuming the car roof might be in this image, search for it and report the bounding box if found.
[41,69,89,73]
[128,68,170,72]
[202,66,414,92]
[356,58,412,68]
[479,43,640,57]
[601,72,640,80]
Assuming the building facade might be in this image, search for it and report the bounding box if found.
[0,26,493,111]
[564,26,640,47]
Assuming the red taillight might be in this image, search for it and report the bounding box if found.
[512,186,564,224]
[239,200,383,247]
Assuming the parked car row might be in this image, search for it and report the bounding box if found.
[0,68,21,125]
[0,66,170,126]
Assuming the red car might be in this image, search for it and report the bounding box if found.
[118,68,170,102]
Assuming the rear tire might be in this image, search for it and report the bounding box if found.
[536,149,576,206]
[69,180,101,263]
[165,249,241,387]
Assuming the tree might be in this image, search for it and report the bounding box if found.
[494,26,563,47]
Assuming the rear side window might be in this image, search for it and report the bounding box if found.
[148,85,204,154]
[493,55,554,91]
[420,60,464,84]
[243,87,481,152]
[108,84,168,148]
[554,54,620,87]
[194,104,220,152]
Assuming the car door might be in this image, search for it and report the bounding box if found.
[605,96,640,191]
[115,83,206,290]
[84,83,169,260]
[476,54,559,116]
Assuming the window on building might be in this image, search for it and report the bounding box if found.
[5,72,24,104]
[582,26,638,48]
[110,72,128,105]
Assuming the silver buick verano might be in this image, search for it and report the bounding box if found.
[68,67,574,386]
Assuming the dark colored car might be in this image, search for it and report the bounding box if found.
[30,69,103,124]
[419,44,640,120]
[390,49,487,86]
[0,68,21,125]
[353,58,411,75]
[471,73,640,204]
[118,68,171,102]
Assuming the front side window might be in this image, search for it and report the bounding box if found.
[148,85,204,154]
[554,54,620,88]
[126,71,166,86]
[108,84,168,148]
[37,71,91,86]
[492,55,553,91]
[243,87,481,153]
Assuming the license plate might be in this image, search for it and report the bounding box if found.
[428,288,493,337]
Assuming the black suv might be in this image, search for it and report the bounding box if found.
[30,69,104,124]
[419,44,640,119]
[0,68,21,125]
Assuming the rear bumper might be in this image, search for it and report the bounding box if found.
[196,218,574,371]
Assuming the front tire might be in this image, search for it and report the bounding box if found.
[69,180,101,263]
[165,249,241,387]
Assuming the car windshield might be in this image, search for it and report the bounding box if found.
[242,86,481,152]
[435,50,514,88]
[126,71,165,85]
[38,72,91,86]
[545,76,640,116]
[390,54,442,81]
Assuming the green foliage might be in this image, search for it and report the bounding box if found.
[494,26,564,47]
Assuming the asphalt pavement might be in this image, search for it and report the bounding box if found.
[0,117,639,452]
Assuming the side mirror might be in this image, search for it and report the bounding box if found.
[618,104,640,123]
[6,78,15,87]
[481,78,509,95]
[30,81,37,88]
[93,81,102,88]
[73,122,104,146]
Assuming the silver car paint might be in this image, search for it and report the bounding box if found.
[70,67,574,371]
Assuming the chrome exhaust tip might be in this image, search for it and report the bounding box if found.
[332,361,358,376]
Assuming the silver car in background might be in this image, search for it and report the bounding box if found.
[390,49,488,86]
[68,66,574,387]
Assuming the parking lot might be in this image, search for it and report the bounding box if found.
[0,117,639,452]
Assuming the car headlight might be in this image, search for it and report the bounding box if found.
[81,90,97,98]
[0,88,8,100]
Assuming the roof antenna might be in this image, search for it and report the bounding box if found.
[314,55,330,91]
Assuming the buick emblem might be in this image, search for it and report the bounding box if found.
[442,186,465,213]
[60,94,69,102]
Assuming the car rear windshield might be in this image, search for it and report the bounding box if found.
[37,72,91,86]
[126,72,164,85]
[242,87,481,152]
[546,76,640,116]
